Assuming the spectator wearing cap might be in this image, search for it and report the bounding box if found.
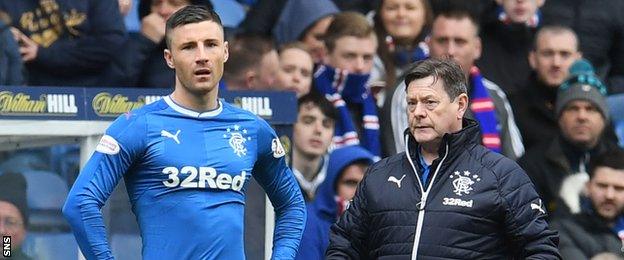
[103,0,214,88]
[519,59,621,219]
[296,145,374,260]
[0,172,31,260]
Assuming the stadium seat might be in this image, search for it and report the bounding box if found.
[20,170,70,232]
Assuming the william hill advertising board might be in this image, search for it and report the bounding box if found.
[0,87,84,120]
[0,87,296,125]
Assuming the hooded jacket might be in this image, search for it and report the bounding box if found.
[272,0,339,46]
[328,119,560,259]
[296,145,374,260]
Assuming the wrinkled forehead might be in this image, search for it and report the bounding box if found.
[406,76,447,97]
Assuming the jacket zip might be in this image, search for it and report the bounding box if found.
[405,136,449,260]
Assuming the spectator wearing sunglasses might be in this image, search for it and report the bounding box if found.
[296,145,374,260]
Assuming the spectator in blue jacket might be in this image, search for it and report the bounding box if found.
[296,145,374,260]
[0,0,126,87]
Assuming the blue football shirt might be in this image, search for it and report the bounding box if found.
[63,96,306,259]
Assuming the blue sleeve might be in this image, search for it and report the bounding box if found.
[253,118,306,259]
[33,0,126,74]
[62,113,146,260]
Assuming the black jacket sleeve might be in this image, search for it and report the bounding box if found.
[33,0,125,75]
[499,164,561,259]
[326,172,371,259]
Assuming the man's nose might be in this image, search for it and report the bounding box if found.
[196,45,208,63]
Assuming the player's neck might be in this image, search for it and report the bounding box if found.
[171,87,219,112]
[292,149,324,181]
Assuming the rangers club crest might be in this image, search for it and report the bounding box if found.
[223,125,250,157]
[449,171,481,196]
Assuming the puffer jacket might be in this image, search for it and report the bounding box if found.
[327,119,560,259]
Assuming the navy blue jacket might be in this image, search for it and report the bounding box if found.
[297,145,374,260]
[327,119,560,259]
[0,20,23,85]
[0,0,126,87]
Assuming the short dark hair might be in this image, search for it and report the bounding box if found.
[588,149,624,179]
[297,90,338,123]
[404,58,467,100]
[434,6,480,35]
[165,5,223,49]
[533,25,578,51]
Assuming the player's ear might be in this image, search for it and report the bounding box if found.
[164,49,175,69]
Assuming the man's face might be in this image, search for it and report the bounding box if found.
[587,166,624,221]
[293,103,335,157]
[406,76,467,145]
[529,32,580,87]
[558,100,605,149]
[327,35,377,74]
[151,0,190,20]
[164,21,228,96]
[0,201,26,249]
[336,163,367,201]
[253,50,279,90]
[380,0,426,42]
[276,48,313,97]
[428,16,481,76]
[301,16,333,64]
[496,0,544,23]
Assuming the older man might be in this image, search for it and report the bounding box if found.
[391,7,524,160]
[327,58,559,259]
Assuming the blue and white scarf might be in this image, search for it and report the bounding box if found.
[313,65,381,159]
[470,66,502,153]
